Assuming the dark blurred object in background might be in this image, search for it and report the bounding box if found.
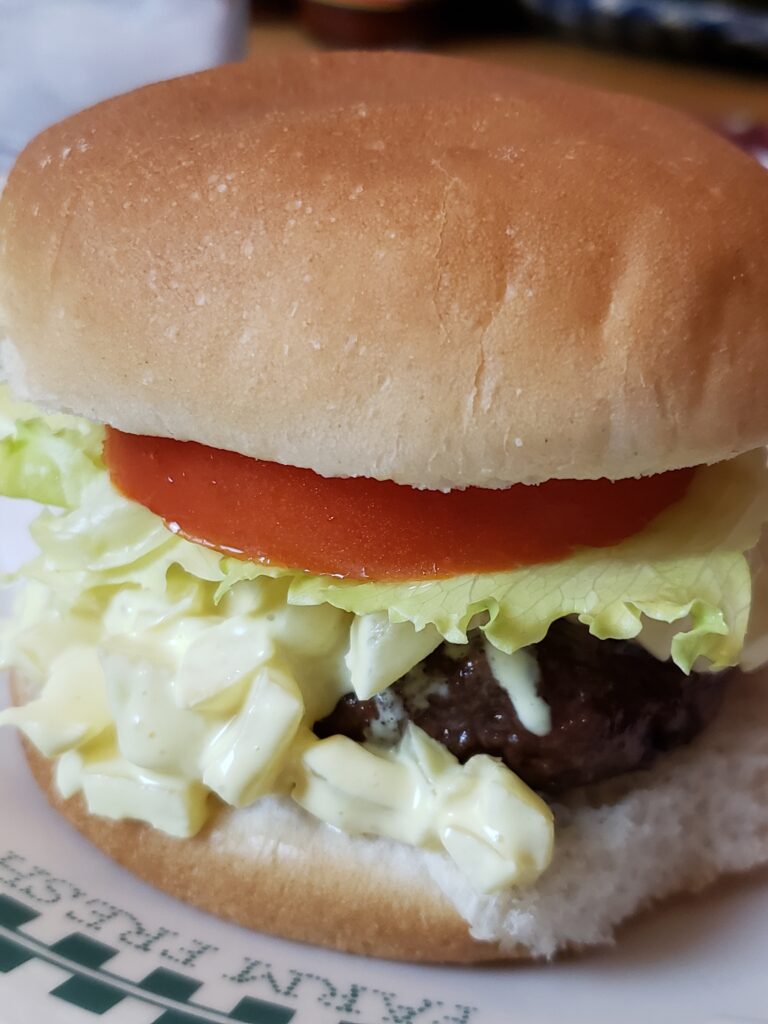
[253,0,768,67]
[251,0,298,14]
[503,0,768,71]
[300,0,443,47]
[295,0,527,47]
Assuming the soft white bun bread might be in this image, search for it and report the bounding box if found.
[15,668,768,962]
[2,53,768,488]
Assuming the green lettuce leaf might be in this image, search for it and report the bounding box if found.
[221,451,768,671]
[0,386,103,507]
[2,387,767,674]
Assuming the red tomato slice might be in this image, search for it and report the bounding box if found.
[104,429,694,581]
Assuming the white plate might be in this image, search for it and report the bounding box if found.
[2,497,768,1024]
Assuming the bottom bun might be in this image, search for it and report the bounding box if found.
[13,668,768,963]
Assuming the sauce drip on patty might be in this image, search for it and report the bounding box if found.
[316,620,730,791]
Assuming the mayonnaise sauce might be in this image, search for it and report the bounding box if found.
[483,640,551,736]
[0,573,554,892]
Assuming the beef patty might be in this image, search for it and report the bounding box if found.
[314,618,730,793]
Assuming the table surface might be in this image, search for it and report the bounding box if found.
[249,19,768,120]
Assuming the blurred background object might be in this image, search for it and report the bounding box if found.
[296,0,526,46]
[515,0,768,71]
[720,117,768,164]
[250,3,768,124]
[299,0,445,47]
[0,0,248,174]
[259,0,768,66]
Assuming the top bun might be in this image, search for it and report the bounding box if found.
[1,52,768,488]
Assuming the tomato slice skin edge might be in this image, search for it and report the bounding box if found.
[103,429,695,581]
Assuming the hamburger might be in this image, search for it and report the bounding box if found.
[1,51,768,963]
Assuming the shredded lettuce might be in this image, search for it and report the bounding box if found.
[0,387,103,508]
[2,386,767,674]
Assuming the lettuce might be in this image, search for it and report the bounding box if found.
[0,386,103,507]
[219,452,768,671]
[2,387,767,674]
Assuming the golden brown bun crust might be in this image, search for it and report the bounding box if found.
[21,739,507,963]
[2,54,768,487]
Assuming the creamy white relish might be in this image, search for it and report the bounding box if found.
[1,570,554,894]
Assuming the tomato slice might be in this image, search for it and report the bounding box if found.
[104,429,694,581]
